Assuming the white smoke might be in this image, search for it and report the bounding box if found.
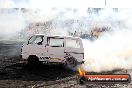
[0,7,132,72]
[0,9,27,40]
[82,9,132,72]
[0,8,57,40]
[0,8,96,40]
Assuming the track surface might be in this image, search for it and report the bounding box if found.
[0,44,132,88]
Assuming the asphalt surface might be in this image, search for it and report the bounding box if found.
[0,44,132,88]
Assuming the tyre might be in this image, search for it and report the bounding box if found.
[64,57,78,71]
[27,56,39,68]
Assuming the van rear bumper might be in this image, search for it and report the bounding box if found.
[78,61,85,64]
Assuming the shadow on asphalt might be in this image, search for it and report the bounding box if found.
[0,62,76,81]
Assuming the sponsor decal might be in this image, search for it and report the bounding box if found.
[77,66,131,84]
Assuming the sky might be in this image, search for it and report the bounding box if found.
[0,0,132,8]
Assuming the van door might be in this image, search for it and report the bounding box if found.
[22,35,47,58]
[47,37,65,60]
[64,38,84,62]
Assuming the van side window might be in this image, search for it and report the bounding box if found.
[66,39,80,48]
[28,36,43,45]
[48,38,64,47]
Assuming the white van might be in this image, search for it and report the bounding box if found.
[21,34,84,69]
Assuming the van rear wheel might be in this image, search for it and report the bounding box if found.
[27,56,39,68]
[64,57,78,71]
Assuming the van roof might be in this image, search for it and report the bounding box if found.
[34,34,79,39]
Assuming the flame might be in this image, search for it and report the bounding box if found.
[78,66,86,76]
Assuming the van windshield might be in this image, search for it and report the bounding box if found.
[28,35,43,45]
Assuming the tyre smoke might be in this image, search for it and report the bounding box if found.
[0,8,132,72]
[82,9,132,72]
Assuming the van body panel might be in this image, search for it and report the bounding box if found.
[21,34,84,63]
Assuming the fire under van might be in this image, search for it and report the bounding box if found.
[21,34,84,69]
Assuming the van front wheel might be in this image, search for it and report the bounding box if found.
[27,56,39,68]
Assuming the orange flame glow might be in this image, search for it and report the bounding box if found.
[78,66,86,76]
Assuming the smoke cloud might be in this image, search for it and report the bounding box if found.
[82,9,132,72]
[0,7,132,72]
[0,9,27,40]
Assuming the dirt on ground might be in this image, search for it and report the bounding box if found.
[0,44,132,88]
